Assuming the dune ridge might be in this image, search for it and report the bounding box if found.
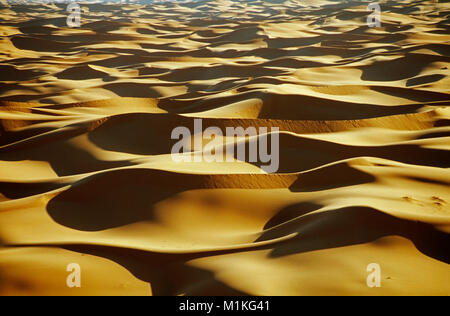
[0,0,449,296]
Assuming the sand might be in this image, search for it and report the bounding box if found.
[0,0,449,296]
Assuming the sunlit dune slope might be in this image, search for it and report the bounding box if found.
[0,0,449,296]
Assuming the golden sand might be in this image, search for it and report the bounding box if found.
[0,0,449,296]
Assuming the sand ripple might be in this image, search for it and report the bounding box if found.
[0,0,449,295]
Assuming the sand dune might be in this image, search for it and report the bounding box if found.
[0,0,449,296]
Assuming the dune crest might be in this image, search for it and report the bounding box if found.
[0,0,449,296]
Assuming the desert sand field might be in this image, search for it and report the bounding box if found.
[0,0,449,296]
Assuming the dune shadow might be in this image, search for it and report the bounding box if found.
[45,166,301,232]
[435,119,450,128]
[370,86,450,103]
[46,169,195,231]
[0,181,68,200]
[63,244,250,296]
[10,36,80,53]
[288,162,376,192]
[0,130,134,177]
[157,64,288,82]
[264,202,323,230]
[258,206,450,264]
[86,113,188,156]
[0,65,46,82]
[406,74,446,87]
[361,54,446,82]
[159,90,425,120]
[0,125,54,147]
[247,132,450,173]
[367,143,450,168]
[101,82,163,98]
[54,65,116,81]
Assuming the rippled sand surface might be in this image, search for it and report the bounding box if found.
[0,0,449,295]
